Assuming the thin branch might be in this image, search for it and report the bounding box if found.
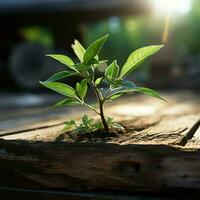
[82,102,100,115]
[91,81,109,132]
[76,99,100,115]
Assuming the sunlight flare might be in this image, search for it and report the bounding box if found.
[153,0,192,43]
[153,0,192,17]
[162,8,171,43]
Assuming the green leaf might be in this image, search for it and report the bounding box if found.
[108,93,123,100]
[73,63,86,73]
[82,115,90,125]
[44,70,78,83]
[54,98,80,107]
[105,60,119,81]
[99,88,109,97]
[65,120,76,126]
[107,87,126,98]
[120,45,164,78]
[76,79,88,99]
[130,87,166,101]
[40,81,77,98]
[105,80,136,100]
[95,77,103,85]
[71,39,86,62]
[108,86,165,101]
[64,120,76,131]
[81,115,95,128]
[46,54,75,71]
[84,34,109,64]
[121,80,136,89]
[87,58,99,65]
[73,63,94,78]
[111,123,125,132]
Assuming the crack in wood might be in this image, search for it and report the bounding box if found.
[177,119,200,146]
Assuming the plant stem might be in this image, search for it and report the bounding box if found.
[76,98,100,115]
[82,102,100,115]
[99,101,110,132]
[92,81,110,132]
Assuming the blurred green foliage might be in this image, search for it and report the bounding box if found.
[22,26,54,48]
[83,16,162,66]
[173,0,200,54]
[82,0,200,82]
[82,16,162,82]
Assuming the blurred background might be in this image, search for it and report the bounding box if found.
[0,0,199,111]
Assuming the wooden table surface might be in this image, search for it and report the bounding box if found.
[1,91,200,148]
[0,91,200,200]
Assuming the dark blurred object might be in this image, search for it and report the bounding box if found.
[178,54,200,89]
[10,42,51,89]
[0,0,151,90]
[150,49,200,90]
[0,0,151,17]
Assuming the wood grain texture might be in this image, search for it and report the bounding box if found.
[1,124,64,141]
[2,114,199,145]
[117,114,200,145]
[2,111,199,146]
[0,106,84,136]
[0,140,200,192]
[0,91,200,196]
[1,91,200,143]
[0,94,167,136]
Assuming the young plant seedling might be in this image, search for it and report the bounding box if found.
[40,34,165,134]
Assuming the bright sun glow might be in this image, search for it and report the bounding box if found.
[153,0,192,43]
[153,0,192,17]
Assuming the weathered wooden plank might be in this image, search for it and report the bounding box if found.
[1,91,199,138]
[0,95,164,139]
[3,114,199,145]
[110,91,200,117]
[1,92,200,145]
[0,94,166,136]
[0,114,163,141]
[117,114,200,145]
[1,141,200,192]
[108,92,200,146]
[0,92,200,196]
[0,107,83,136]
[1,124,64,141]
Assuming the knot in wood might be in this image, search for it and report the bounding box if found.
[114,161,141,177]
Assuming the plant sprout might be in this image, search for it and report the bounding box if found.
[40,34,164,134]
